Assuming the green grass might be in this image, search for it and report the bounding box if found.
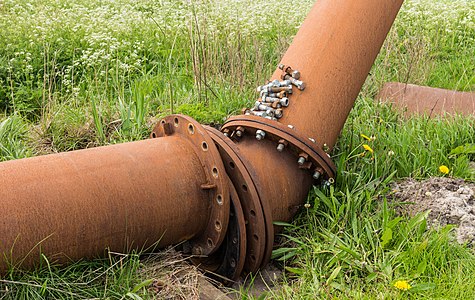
[1,0,475,298]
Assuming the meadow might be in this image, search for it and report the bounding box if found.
[0,0,475,298]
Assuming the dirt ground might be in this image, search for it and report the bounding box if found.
[392,177,475,245]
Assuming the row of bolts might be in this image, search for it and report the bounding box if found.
[253,127,323,181]
[238,65,323,181]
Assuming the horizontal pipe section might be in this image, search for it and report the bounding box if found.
[272,0,404,149]
[0,137,210,272]
[376,82,475,117]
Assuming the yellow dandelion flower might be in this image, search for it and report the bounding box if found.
[439,165,449,174]
[363,144,374,153]
[393,280,411,290]
[361,134,371,141]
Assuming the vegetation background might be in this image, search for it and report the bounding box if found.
[0,0,474,298]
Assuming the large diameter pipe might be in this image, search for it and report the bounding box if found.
[0,0,405,279]
[272,0,404,149]
[0,137,211,273]
[376,82,475,117]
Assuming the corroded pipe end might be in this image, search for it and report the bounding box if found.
[376,82,475,117]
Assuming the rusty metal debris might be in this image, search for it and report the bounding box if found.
[376,82,475,117]
[0,0,403,284]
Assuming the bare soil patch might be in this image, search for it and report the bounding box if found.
[392,177,475,245]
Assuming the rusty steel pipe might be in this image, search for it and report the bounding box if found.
[270,0,404,150]
[0,0,404,281]
[0,116,230,273]
[376,82,475,117]
[0,137,206,271]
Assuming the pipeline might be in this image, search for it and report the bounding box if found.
[0,0,403,282]
[377,82,475,117]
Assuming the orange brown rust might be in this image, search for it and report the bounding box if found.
[0,115,232,274]
[271,0,404,150]
[205,126,272,273]
[0,0,404,282]
[376,82,475,117]
[0,136,211,273]
[192,178,246,283]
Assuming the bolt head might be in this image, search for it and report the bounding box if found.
[255,130,266,140]
[277,143,285,152]
[298,156,306,165]
[292,70,301,79]
[235,130,242,137]
[280,97,289,107]
[313,171,321,180]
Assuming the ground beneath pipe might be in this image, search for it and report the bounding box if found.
[391,177,475,245]
[138,248,285,299]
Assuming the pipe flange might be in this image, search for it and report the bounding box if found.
[151,115,230,256]
[222,115,336,182]
[206,127,274,273]
[192,178,246,284]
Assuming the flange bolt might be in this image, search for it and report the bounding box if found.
[313,171,321,180]
[256,130,266,140]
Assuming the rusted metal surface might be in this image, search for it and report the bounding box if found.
[271,0,404,150]
[223,115,336,182]
[205,126,273,273]
[0,0,404,282]
[151,115,230,256]
[376,82,475,117]
[193,178,246,283]
[0,114,230,274]
[0,136,211,273]
[222,116,322,226]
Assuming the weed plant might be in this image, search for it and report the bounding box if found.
[0,0,474,298]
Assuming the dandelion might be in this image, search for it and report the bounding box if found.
[393,280,412,290]
[439,165,449,174]
[388,150,395,156]
[361,133,371,141]
[363,144,374,154]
